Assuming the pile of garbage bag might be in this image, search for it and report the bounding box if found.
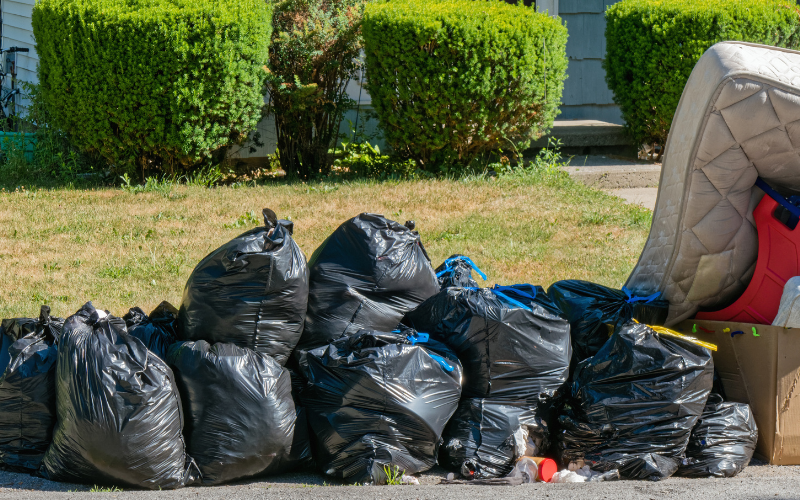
[0,306,63,472]
[297,329,462,484]
[40,303,198,490]
[676,393,758,478]
[179,208,308,366]
[404,284,571,478]
[0,208,764,488]
[297,214,439,351]
[556,322,714,481]
[167,340,310,485]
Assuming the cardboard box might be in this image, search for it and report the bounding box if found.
[676,319,800,465]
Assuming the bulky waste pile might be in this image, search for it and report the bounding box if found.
[0,210,758,489]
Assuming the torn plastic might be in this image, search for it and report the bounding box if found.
[0,306,63,472]
[297,213,439,351]
[547,280,669,365]
[556,322,713,481]
[40,302,198,489]
[179,208,308,365]
[123,301,179,360]
[167,340,304,485]
[403,284,571,400]
[676,394,757,478]
[435,254,486,289]
[298,329,462,484]
[439,398,550,479]
[551,466,621,483]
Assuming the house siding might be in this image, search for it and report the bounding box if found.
[558,0,622,124]
[2,0,37,86]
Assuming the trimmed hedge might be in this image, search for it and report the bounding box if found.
[605,0,800,148]
[363,0,567,169]
[32,0,272,171]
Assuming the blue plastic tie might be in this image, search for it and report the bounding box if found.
[492,284,537,301]
[428,353,455,372]
[730,330,745,338]
[756,177,800,219]
[491,289,533,311]
[436,256,488,281]
[622,286,661,304]
[406,332,430,345]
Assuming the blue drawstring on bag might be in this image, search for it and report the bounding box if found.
[436,256,487,280]
[622,286,661,304]
[401,330,453,371]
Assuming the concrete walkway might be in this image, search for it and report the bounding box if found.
[565,154,660,210]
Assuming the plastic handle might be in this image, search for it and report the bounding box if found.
[622,286,661,304]
[406,332,430,345]
[756,178,800,219]
[436,256,487,280]
[428,353,454,372]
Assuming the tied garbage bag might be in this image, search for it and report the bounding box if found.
[403,284,571,400]
[440,399,550,479]
[40,302,198,490]
[297,214,439,351]
[435,255,486,289]
[676,394,757,478]
[0,306,63,472]
[557,322,714,481]
[168,341,307,485]
[547,280,669,364]
[123,301,179,360]
[298,329,462,484]
[179,208,308,366]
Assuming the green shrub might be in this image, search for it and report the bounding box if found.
[32,0,272,174]
[267,0,364,180]
[363,0,567,170]
[605,0,800,149]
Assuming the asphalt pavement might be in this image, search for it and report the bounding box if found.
[1,461,799,499]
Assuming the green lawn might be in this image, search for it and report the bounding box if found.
[0,171,652,319]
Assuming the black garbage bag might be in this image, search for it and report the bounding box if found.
[298,329,462,484]
[123,301,179,360]
[547,280,669,364]
[287,368,314,471]
[676,394,757,478]
[439,398,550,479]
[435,255,486,289]
[179,208,308,365]
[403,284,571,400]
[0,306,63,472]
[40,302,198,489]
[557,322,714,481]
[167,340,305,485]
[297,214,439,351]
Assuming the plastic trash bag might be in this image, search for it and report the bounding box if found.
[167,340,306,485]
[297,214,439,351]
[547,280,669,364]
[439,398,550,479]
[676,394,757,478]
[435,255,486,289]
[0,306,63,472]
[179,208,308,365]
[403,284,571,400]
[774,276,800,328]
[551,466,620,483]
[298,329,462,484]
[40,302,198,489]
[123,301,179,360]
[556,322,713,481]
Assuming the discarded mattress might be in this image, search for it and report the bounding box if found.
[626,42,800,324]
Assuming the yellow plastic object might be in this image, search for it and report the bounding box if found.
[648,325,718,352]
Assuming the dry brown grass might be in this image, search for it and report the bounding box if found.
[0,174,651,319]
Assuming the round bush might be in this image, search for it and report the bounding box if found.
[32,0,273,172]
[605,0,800,149]
[363,0,567,170]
